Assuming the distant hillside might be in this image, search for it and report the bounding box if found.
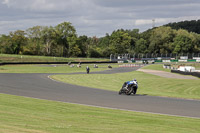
[165,20,200,34]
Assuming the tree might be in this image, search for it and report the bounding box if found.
[69,45,82,57]
[87,47,101,58]
[109,30,131,54]
[171,29,195,53]
[190,32,200,53]
[149,26,176,54]
[77,35,88,57]
[1,20,200,57]
[98,33,110,48]
[41,26,57,56]
[0,34,12,54]
[25,26,44,55]
[67,35,81,57]
[134,38,148,53]
[9,30,27,54]
[83,36,101,57]
[125,29,140,47]
[55,22,77,57]
[166,20,200,34]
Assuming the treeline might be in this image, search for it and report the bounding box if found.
[166,20,200,34]
[0,21,200,58]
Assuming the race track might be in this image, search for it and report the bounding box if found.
[0,67,200,118]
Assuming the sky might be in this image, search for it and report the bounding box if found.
[1,0,200,37]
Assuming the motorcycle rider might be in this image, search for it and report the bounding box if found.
[122,79,137,87]
[86,66,90,74]
[121,79,138,94]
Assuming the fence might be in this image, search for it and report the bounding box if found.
[110,53,200,61]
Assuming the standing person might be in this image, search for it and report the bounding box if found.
[86,66,90,74]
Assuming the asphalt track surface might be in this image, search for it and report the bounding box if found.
[0,67,200,118]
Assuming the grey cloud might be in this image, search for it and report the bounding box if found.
[1,0,200,37]
[1,0,93,12]
[93,0,199,7]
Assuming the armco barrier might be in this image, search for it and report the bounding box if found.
[119,64,144,67]
[187,59,196,62]
[170,59,178,62]
[155,60,162,62]
[171,70,200,78]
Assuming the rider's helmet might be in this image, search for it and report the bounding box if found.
[133,79,138,84]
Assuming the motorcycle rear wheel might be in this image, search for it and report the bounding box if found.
[119,90,122,95]
[125,87,133,95]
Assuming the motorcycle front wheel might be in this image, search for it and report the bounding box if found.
[118,88,123,95]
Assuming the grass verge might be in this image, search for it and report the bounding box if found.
[142,64,171,72]
[0,93,200,133]
[51,71,200,100]
[0,64,118,73]
[0,54,109,63]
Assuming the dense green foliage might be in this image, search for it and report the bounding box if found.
[1,21,200,58]
[166,20,200,34]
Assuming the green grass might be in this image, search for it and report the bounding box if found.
[0,93,200,133]
[0,54,109,63]
[142,64,171,72]
[51,71,200,100]
[1,63,200,132]
[0,64,118,73]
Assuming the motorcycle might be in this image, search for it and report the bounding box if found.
[119,80,138,95]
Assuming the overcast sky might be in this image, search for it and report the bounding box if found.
[1,0,200,37]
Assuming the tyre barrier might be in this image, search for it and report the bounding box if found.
[119,64,145,67]
[171,70,200,78]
